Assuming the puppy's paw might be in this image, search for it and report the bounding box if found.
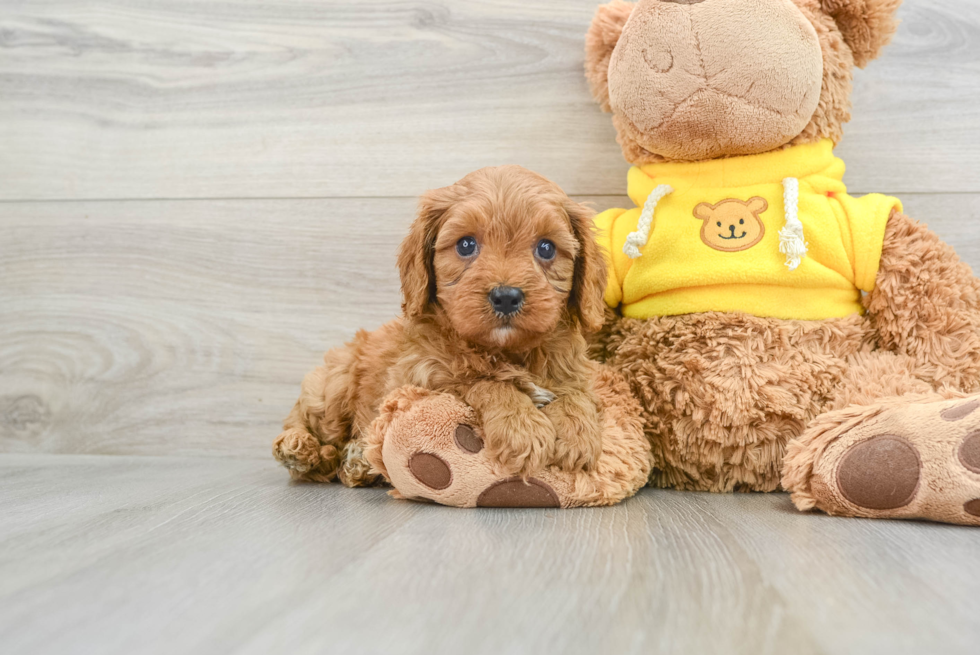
[528,384,557,409]
[273,428,340,480]
[544,399,603,472]
[483,408,557,477]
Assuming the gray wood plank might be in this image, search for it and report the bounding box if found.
[0,0,978,200]
[2,193,978,458]
[1,454,978,655]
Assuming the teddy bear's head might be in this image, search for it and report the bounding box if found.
[585,0,902,163]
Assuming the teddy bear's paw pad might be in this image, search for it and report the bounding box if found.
[942,399,980,422]
[958,432,980,517]
[408,453,453,490]
[476,478,560,508]
[836,435,920,511]
[453,425,484,453]
[958,431,980,473]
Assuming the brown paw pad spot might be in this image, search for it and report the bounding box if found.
[408,453,452,490]
[837,435,921,511]
[453,424,483,454]
[964,499,980,517]
[476,478,560,508]
[959,431,980,474]
[941,399,980,421]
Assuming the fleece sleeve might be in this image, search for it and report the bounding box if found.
[593,207,629,308]
[838,193,903,292]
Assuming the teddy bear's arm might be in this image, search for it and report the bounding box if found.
[865,210,980,391]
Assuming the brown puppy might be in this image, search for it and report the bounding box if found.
[273,165,609,486]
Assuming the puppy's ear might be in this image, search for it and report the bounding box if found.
[398,184,461,319]
[565,199,608,333]
[585,1,636,111]
[821,0,902,68]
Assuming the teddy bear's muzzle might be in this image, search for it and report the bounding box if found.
[606,0,824,161]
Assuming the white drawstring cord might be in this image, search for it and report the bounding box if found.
[623,184,673,259]
[779,177,807,271]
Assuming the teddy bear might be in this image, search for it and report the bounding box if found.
[583,0,980,525]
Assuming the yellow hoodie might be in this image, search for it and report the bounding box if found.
[594,139,902,320]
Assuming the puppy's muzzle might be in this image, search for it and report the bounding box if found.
[489,286,524,317]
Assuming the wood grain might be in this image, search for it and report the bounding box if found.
[2,2,979,652]
[1,454,978,655]
[3,193,977,458]
[1,0,978,200]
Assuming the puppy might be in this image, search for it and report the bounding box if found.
[273,165,609,486]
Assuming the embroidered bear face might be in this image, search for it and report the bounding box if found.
[693,197,768,253]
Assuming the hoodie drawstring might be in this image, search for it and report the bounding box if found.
[623,184,673,259]
[779,177,806,271]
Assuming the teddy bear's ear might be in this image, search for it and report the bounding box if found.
[585,0,636,111]
[821,0,902,68]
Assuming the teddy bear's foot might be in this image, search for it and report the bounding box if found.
[367,387,566,507]
[366,372,651,508]
[783,394,980,526]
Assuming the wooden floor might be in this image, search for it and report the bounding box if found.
[2,1,980,653]
[2,455,979,655]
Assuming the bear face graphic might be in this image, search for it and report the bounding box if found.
[693,197,768,253]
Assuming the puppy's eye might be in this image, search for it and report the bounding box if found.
[456,236,477,257]
[535,239,556,261]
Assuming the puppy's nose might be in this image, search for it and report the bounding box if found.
[489,286,524,316]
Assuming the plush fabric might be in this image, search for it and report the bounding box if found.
[783,393,980,526]
[605,0,824,161]
[586,0,876,165]
[594,139,901,319]
[583,0,980,525]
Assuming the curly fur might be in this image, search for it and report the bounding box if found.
[864,211,980,391]
[273,166,614,486]
[821,0,903,68]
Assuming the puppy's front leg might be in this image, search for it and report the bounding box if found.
[514,379,556,409]
[464,380,556,477]
[542,389,603,472]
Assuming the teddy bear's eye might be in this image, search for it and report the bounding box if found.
[717,222,722,227]
[739,219,745,225]
[456,236,477,257]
